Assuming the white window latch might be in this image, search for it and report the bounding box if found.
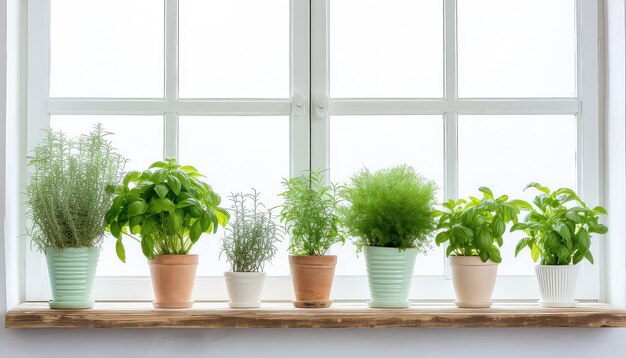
[314,96,329,118]
[291,93,307,118]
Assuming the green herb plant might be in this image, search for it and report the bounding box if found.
[221,190,283,272]
[433,187,524,263]
[26,125,126,251]
[340,165,437,252]
[105,158,229,261]
[280,170,344,256]
[511,183,608,265]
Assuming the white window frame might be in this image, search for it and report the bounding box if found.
[25,0,602,302]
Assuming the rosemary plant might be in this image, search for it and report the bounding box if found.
[26,125,126,251]
[221,190,282,272]
[280,170,345,256]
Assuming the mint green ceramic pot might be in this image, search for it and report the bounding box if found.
[364,246,417,308]
[45,247,100,309]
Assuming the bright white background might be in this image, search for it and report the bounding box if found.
[2,0,626,357]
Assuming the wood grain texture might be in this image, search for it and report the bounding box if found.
[5,302,626,329]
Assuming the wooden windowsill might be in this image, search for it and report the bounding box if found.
[5,302,626,329]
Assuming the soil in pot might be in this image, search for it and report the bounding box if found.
[449,256,498,308]
[364,246,417,308]
[224,271,267,308]
[289,255,337,308]
[46,247,100,309]
[149,254,198,309]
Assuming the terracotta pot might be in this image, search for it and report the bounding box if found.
[148,254,198,309]
[289,255,337,308]
[450,256,498,308]
[535,264,579,308]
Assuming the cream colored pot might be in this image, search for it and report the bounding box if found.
[449,256,498,308]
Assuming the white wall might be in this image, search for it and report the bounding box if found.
[2,2,626,358]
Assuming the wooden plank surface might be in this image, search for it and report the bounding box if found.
[5,302,626,329]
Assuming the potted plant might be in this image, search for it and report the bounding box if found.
[433,187,523,308]
[221,190,282,308]
[512,183,607,307]
[26,125,125,309]
[105,158,229,309]
[340,165,437,308]
[280,170,344,308]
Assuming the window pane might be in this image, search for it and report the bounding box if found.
[50,115,164,276]
[458,0,576,98]
[179,0,289,98]
[179,116,290,276]
[330,0,443,98]
[330,116,444,275]
[458,115,577,275]
[50,0,164,98]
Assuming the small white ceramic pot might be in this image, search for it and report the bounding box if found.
[224,271,266,308]
[535,264,579,308]
[449,256,498,308]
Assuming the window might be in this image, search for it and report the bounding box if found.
[26,0,601,302]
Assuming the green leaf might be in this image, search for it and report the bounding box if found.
[525,182,550,194]
[215,207,230,227]
[553,222,571,241]
[584,250,594,264]
[165,212,183,236]
[167,175,182,195]
[491,217,505,237]
[176,198,201,209]
[189,220,203,243]
[151,169,169,184]
[149,197,175,214]
[123,171,140,187]
[435,232,448,246]
[180,165,199,173]
[174,171,191,190]
[446,245,455,257]
[565,210,583,223]
[149,161,168,169]
[487,246,502,263]
[515,238,530,257]
[141,236,154,260]
[478,187,494,199]
[509,199,534,211]
[531,244,540,262]
[154,184,169,199]
[110,221,122,239]
[104,207,119,225]
[127,200,149,217]
[115,239,126,263]
[593,206,608,215]
[474,227,492,252]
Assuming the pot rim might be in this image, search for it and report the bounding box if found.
[149,254,199,265]
[224,271,267,277]
[449,255,498,266]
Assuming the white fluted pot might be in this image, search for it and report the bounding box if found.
[535,264,579,308]
[224,271,266,308]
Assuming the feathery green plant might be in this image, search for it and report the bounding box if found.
[280,170,345,256]
[26,124,126,251]
[511,183,608,265]
[221,190,282,272]
[105,158,230,261]
[340,165,438,252]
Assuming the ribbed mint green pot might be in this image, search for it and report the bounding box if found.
[364,246,417,308]
[45,247,100,309]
